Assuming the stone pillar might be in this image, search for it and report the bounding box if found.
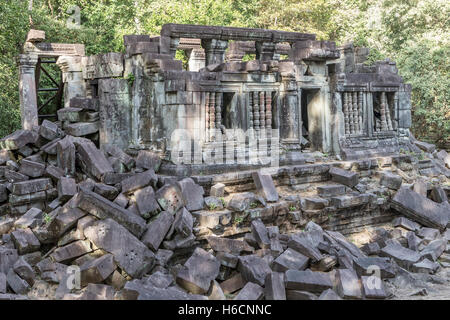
[19,54,39,130]
[256,41,276,61]
[56,56,86,108]
[186,48,205,71]
[201,39,228,66]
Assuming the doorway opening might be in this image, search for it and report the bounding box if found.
[301,89,320,150]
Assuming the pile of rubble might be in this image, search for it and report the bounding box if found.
[0,119,449,300]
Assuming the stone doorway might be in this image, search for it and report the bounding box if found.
[300,88,320,149]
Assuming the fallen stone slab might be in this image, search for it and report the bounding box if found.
[272,248,309,272]
[57,177,77,202]
[286,290,318,300]
[80,254,116,286]
[336,269,362,299]
[302,197,328,210]
[361,276,388,299]
[414,140,435,153]
[141,211,174,251]
[0,272,5,293]
[318,289,342,300]
[393,217,421,232]
[13,257,35,286]
[220,273,246,294]
[285,269,333,293]
[50,240,92,263]
[121,170,157,194]
[234,282,264,300]
[430,186,448,203]
[4,169,29,183]
[48,207,87,238]
[413,180,428,196]
[0,130,37,150]
[380,171,402,190]
[0,248,19,274]
[265,272,286,300]
[39,119,60,141]
[104,145,135,170]
[11,178,52,196]
[135,150,161,172]
[380,244,421,269]
[76,188,147,237]
[119,280,205,300]
[329,167,359,188]
[361,242,380,255]
[353,257,395,279]
[411,258,440,274]
[135,185,160,218]
[11,229,40,254]
[210,183,225,197]
[208,280,226,300]
[215,252,239,269]
[176,178,204,211]
[0,218,14,235]
[420,238,447,261]
[330,194,370,208]
[146,271,174,289]
[56,136,76,176]
[168,207,193,239]
[288,234,322,262]
[155,183,185,214]
[74,140,113,180]
[252,171,279,202]
[317,185,346,197]
[391,187,449,231]
[6,269,30,294]
[251,219,270,249]
[176,247,220,294]
[84,219,155,278]
[406,231,422,251]
[19,159,45,178]
[64,122,99,137]
[418,227,440,241]
[237,254,271,286]
[93,183,118,201]
[14,207,43,229]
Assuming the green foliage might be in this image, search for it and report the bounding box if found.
[0,0,448,145]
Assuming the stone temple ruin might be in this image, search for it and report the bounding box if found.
[18,24,413,174]
[0,25,448,300]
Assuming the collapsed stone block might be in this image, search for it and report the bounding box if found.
[329,167,359,188]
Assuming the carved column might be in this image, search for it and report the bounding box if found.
[253,91,260,134]
[352,92,359,134]
[248,92,254,131]
[255,41,276,61]
[265,91,272,138]
[358,91,363,134]
[56,55,86,108]
[205,92,210,142]
[393,91,399,130]
[209,91,216,141]
[215,92,222,129]
[259,91,266,131]
[187,48,205,72]
[380,92,388,131]
[343,92,349,135]
[19,54,39,130]
[201,39,229,66]
[385,94,393,130]
[348,92,354,134]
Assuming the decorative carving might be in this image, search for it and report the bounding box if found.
[205,92,210,141]
[259,91,266,131]
[358,91,363,134]
[265,91,272,138]
[343,92,349,135]
[253,91,260,134]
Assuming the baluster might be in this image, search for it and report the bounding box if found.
[249,92,254,131]
[253,91,260,135]
[259,91,266,133]
[358,91,363,134]
[215,92,222,129]
[209,91,216,141]
[265,91,272,138]
[205,92,210,142]
[348,92,354,134]
[353,92,359,134]
[380,92,387,131]
[343,92,349,135]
